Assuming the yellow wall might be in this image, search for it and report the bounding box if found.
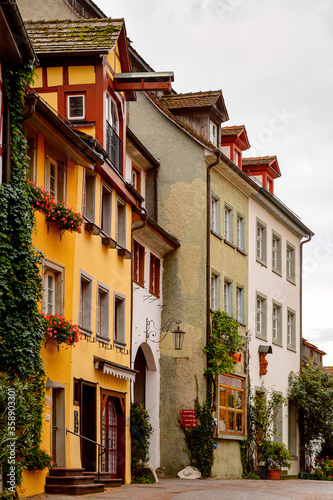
[68,65,95,85]
[23,125,133,495]
[36,92,58,111]
[47,67,63,87]
[31,67,43,88]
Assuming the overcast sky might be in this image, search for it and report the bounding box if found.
[98,0,333,363]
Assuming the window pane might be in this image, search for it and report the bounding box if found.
[236,412,243,432]
[228,411,235,431]
[227,389,235,408]
[219,387,226,407]
[236,391,242,410]
[219,408,226,431]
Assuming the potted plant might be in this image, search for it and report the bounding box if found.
[264,441,292,479]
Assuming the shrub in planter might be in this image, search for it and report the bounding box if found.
[264,441,292,471]
[130,402,153,483]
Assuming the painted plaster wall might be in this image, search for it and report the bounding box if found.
[248,196,301,472]
[129,93,208,475]
[132,235,163,469]
[16,0,78,21]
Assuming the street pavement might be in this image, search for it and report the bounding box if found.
[24,478,333,500]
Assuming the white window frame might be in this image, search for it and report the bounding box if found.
[272,231,282,275]
[236,287,244,324]
[67,94,85,120]
[211,195,220,234]
[256,292,267,340]
[286,242,296,284]
[237,214,245,251]
[211,272,220,311]
[272,301,282,346]
[256,218,267,266]
[209,120,218,147]
[106,93,119,134]
[224,205,233,243]
[114,291,126,346]
[287,308,296,351]
[43,261,64,316]
[96,282,110,340]
[224,280,232,316]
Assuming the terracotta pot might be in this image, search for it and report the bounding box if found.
[267,469,281,480]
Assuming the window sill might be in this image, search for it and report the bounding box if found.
[133,280,145,288]
[68,120,95,127]
[237,321,247,327]
[272,339,283,348]
[256,258,267,268]
[149,290,160,299]
[237,247,247,256]
[114,342,127,351]
[218,433,245,441]
[117,247,131,259]
[211,230,223,241]
[79,327,93,336]
[85,221,101,235]
[287,345,297,353]
[255,334,267,341]
[224,240,236,249]
[272,268,282,277]
[101,235,117,249]
[96,336,110,344]
[286,277,296,286]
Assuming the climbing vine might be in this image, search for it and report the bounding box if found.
[0,62,48,491]
[204,309,243,379]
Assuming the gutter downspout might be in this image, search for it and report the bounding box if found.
[130,202,148,403]
[206,149,222,346]
[299,233,312,473]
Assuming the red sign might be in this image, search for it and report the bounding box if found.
[180,409,197,427]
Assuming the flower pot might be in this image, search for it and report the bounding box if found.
[267,469,281,480]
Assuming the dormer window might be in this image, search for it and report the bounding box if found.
[234,150,240,167]
[210,121,218,147]
[106,93,121,173]
[67,94,85,120]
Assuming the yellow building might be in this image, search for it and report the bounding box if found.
[20,18,141,495]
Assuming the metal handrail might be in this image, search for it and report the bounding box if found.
[66,428,109,484]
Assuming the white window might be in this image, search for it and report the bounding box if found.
[209,121,218,147]
[287,309,296,351]
[211,273,219,311]
[224,205,233,243]
[43,262,64,316]
[82,169,96,222]
[106,94,121,173]
[224,280,232,315]
[234,150,240,167]
[272,301,282,345]
[256,293,267,339]
[237,215,245,251]
[101,184,112,236]
[256,219,267,265]
[236,287,244,323]
[272,232,282,274]
[114,292,126,345]
[45,156,65,202]
[97,284,110,340]
[286,243,296,284]
[116,197,126,248]
[67,94,85,120]
[211,195,219,233]
[79,272,93,333]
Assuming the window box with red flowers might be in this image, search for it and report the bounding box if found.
[41,313,80,346]
[27,181,83,235]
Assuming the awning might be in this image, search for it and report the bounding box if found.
[94,357,136,382]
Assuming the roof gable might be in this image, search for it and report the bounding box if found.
[242,156,281,178]
[221,125,250,151]
[25,18,124,55]
[161,90,229,122]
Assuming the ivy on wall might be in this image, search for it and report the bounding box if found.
[0,63,49,492]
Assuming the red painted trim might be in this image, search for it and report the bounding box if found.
[63,66,68,86]
[42,67,47,88]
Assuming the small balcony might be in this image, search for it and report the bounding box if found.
[106,122,122,174]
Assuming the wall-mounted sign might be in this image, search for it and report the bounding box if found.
[179,409,197,427]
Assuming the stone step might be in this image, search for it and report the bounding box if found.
[46,474,96,485]
[83,471,122,487]
[48,468,85,477]
[45,483,105,494]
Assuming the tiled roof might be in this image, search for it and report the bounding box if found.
[162,90,224,110]
[146,92,212,149]
[242,156,278,166]
[324,366,333,375]
[221,125,246,136]
[25,18,123,54]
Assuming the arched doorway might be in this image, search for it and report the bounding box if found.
[134,345,146,406]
